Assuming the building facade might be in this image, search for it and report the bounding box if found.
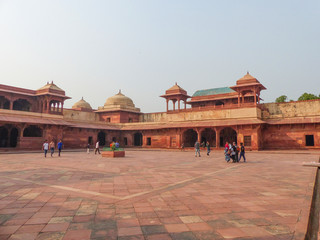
[0,73,319,151]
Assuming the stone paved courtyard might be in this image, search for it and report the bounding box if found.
[0,150,318,240]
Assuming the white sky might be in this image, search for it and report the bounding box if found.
[0,0,319,112]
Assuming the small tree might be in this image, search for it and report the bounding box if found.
[298,93,320,101]
[275,95,287,103]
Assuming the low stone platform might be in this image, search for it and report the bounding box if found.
[0,150,318,239]
[102,150,125,158]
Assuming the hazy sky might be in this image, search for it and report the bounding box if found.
[0,0,319,112]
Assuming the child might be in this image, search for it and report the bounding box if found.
[239,143,246,162]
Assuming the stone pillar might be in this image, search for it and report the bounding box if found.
[196,128,201,142]
[46,101,50,113]
[254,90,257,105]
[166,99,169,112]
[178,99,180,111]
[184,100,187,109]
[215,128,220,149]
[10,100,13,110]
[61,102,64,114]
[238,93,240,107]
[242,93,245,104]
[172,100,176,111]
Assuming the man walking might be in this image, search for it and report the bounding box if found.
[194,140,201,157]
[57,140,63,157]
[239,143,246,162]
[43,140,49,158]
[95,141,100,154]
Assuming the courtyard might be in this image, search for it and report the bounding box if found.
[0,150,318,240]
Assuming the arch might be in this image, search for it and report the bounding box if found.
[13,99,31,111]
[200,128,216,147]
[97,131,106,146]
[219,127,237,147]
[133,132,143,146]
[23,125,42,137]
[182,129,198,147]
[0,96,10,109]
[215,100,224,106]
[10,128,18,147]
[0,127,9,147]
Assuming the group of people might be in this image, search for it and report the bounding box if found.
[194,140,211,157]
[224,141,246,163]
[42,140,63,157]
[192,140,246,162]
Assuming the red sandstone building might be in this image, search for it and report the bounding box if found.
[0,73,319,150]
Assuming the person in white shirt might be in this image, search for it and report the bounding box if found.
[42,140,49,158]
[95,141,100,154]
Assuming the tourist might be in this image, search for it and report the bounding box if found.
[57,140,63,157]
[232,142,239,162]
[239,143,246,162]
[95,141,100,154]
[224,145,230,162]
[115,141,120,149]
[230,143,236,162]
[194,140,200,157]
[49,140,55,157]
[43,140,49,158]
[225,141,229,150]
[87,143,90,154]
[110,141,115,151]
[181,143,185,151]
[206,141,210,156]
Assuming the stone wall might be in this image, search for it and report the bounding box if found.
[261,100,320,119]
[140,107,262,122]
[63,109,99,122]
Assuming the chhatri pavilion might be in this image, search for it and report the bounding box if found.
[0,73,319,150]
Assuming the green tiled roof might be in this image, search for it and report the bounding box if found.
[192,87,235,97]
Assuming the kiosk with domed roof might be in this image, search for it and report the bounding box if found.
[96,90,141,123]
[72,97,93,112]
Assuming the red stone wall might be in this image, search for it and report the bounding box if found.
[262,124,320,149]
[99,112,140,123]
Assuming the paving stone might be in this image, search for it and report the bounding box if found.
[141,225,167,235]
[0,151,317,239]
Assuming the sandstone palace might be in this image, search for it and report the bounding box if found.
[0,73,319,151]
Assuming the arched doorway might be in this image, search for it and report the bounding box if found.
[97,131,106,146]
[182,129,198,147]
[0,127,8,147]
[134,133,142,146]
[201,128,216,147]
[219,127,237,147]
[13,99,31,111]
[0,96,10,109]
[10,128,18,147]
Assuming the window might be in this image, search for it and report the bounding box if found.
[129,118,133,123]
[124,137,128,146]
[106,118,111,123]
[244,136,251,146]
[88,136,93,145]
[306,135,314,146]
[147,137,151,146]
[112,137,116,142]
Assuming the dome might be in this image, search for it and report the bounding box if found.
[72,97,92,110]
[104,90,135,108]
